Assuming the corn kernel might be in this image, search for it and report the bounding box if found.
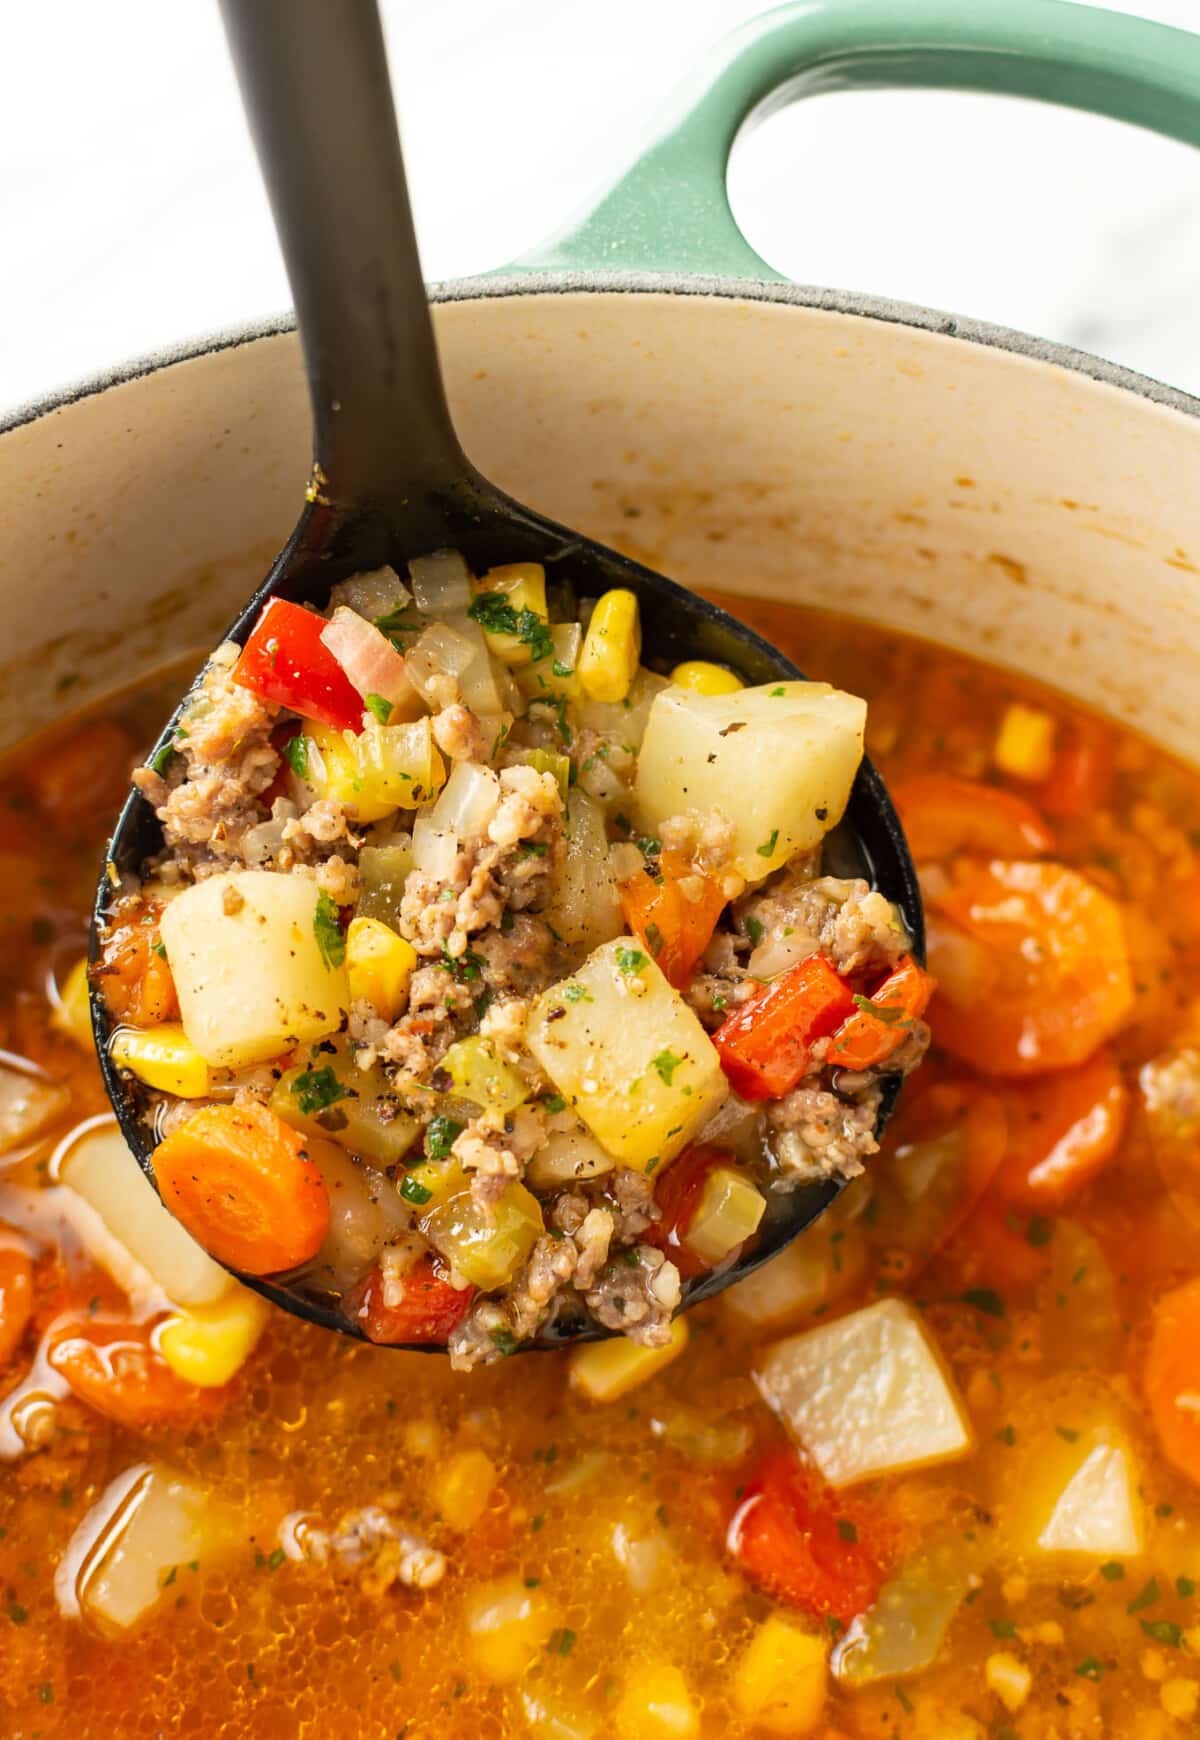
[1143,1648,1169,1682]
[158,1286,269,1388]
[403,1419,440,1459]
[994,703,1056,781]
[110,1023,210,1097]
[569,1316,688,1404]
[669,659,744,697]
[53,955,94,1049]
[1161,1678,1199,1720]
[345,916,416,1021]
[578,589,641,703]
[472,563,548,666]
[732,1614,827,1733]
[464,1573,559,1684]
[985,1652,1031,1714]
[615,1662,699,1740]
[435,1448,497,1532]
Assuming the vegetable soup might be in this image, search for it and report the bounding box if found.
[3,596,1200,1739]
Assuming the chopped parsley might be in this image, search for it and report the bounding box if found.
[645,921,665,957]
[148,739,177,775]
[636,835,661,857]
[489,1327,519,1358]
[756,828,780,858]
[552,659,574,679]
[769,686,786,697]
[1099,1561,1125,1581]
[988,1617,1017,1639]
[530,1513,545,1533]
[364,692,393,724]
[836,1519,858,1543]
[8,1601,28,1625]
[745,916,764,948]
[652,1050,682,1085]
[563,982,592,1004]
[995,1424,1017,1447]
[1074,1657,1108,1680]
[543,1094,566,1114]
[1141,1619,1184,1648]
[293,1066,348,1117]
[283,733,311,779]
[520,840,548,858]
[1126,1577,1160,1614]
[1178,1575,1196,1599]
[616,946,647,975]
[373,607,421,635]
[313,891,346,969]
[1026,1215,1055,1247]
[547,1626,576,1657]
[826,1615,844,1641]
[961,1287,1005,1318]
[894,1684,914,1715]
[1055,1425,1081,1444]
[851,993,912,1027]
[468,591,553,662]
[400,1172,433,1207]
[425,1116,463,1161]
[267,1547,285,1572]
[150,938,168,960]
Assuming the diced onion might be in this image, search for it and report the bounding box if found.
[409,549,473,615]
[239,816,289,866]
[747,929,816,981]
[923,916,994,1007]
[405,622,477,706]
[412,811,461,881]
[429,762,502,842]
[321,607,420,712]
[608,842,644,883]
[328,566,411,620]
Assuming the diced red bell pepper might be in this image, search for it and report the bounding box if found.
[233,597,366,732]
[619,848,727,990]
[646,1143,730,1277]
[727,1451,890,1625]
[1034,723,1115,818]
[344,1255,474,1346]
[826,955,935,1071]
[712,954,856,1101]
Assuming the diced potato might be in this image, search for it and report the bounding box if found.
[570,1316,689,1403]
[345,916,416,1021]
[756,1299,973,1487]
[472,563,549,666]
[161,871,348,1069]
[56,1464,239,1637]
[578,589,641,704]
[994,703,1056,781]
[615,1662,699,1740]
[985,1652,1032,1714]
[722,1220,865,1332]
[59,1120,231,1307]
[544,791,624,954]
[0,1058,68,1156]
[634,681,866,881]
[434,1448,497,1532]
[441,1035,529,1117]
[525,1120,617,1191]
[271,1036,421,1168]
[307,1140,410,1291]
[733,1615,827,1734]
[684,1166,765,1266]
[526,938,727,1173]
[464,1573,560,1684]
[53,954,94,1048]
[355,841,414,925]
[158,1286,269,1388]
[520,1691,599,1740]
[421,1179,543,1290]
[1038,1442,1142,1556]
[669,660,744,697]
[109,1024,210,1098]
[517,623,584,703]
[611,1519,673,1593]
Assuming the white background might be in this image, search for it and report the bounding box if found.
[4,0,1200,409]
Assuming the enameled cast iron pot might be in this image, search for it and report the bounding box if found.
[3,0,1200,1096]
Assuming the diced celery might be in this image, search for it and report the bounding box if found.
[683,1166,765,1266]
[420,1179,543,1289]
[355,842,414,924]
[440,1035,529,1117]
[272,1036,421,1168]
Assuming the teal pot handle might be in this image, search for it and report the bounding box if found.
[509,0,1200,279]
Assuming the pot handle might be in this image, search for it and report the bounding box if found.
[505,0,1200,279]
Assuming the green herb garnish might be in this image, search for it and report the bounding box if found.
[468,591,553,662]
[745,916,763,948]
[1141,1619,1184,1648]
[563,983,592,1004]
[293,1066,348,1117]
[425,1116,463,1161]
[543,1094,566,1114]
[1099,1561,1125,1581]
[283,733,311,779]
[961,1287,1005,1318]
[652,1050,682,1085]
[400,1172,433,1207]
[616,946,647,975]
[1127,1577,1160,1615]
[1026,1215,1055,1247]
[645,921,665,957]
[364,692,393,724]
[836,1519,858,1543]
[1074,1657,1108,1680]
[489,1327,519,1358]
[756,829,780,858]
[313,891,346,969]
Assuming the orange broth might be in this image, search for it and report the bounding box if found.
[3,600,1200,1739]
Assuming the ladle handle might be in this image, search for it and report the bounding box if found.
[218,0,469,512]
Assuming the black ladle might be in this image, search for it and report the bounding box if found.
[90,0,921,1349]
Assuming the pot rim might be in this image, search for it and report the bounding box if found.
[5,271,1200,441]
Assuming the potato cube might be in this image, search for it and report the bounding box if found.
[733,1615,827,1733]
[722,1220,865,1332]
[271,1035,421,1169]
[634,681,866,881]
[161,870,348,1068]
[464,1573,560,1684]
[756,1298,972,1487]
[615,1662,699,1740]
[1037,1441,1143,1556]
[570,1317,689,1403]
[526,938,727,1173]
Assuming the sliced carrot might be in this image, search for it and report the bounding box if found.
[928,859,1133,1076]
[893,774,1054,863]
[94,898,178,1026]
[344,1255,473,1345]
[1145,1278,1200,1485]
[47,1315,227,1429]
[994,1049,1128,1211]
[1034,721,1114,819]
[619,848,726,990]
[939,1191,1052,1295]
[826,955,935,1070]
[152,1101,330,1275]
[31,719,136,828]
[0,1244,33,1367]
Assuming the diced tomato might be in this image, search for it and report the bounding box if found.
[826,955,935,1071]
[646,1144,729,1278]
[1034,722,1114,818]
[893,773,1054,862]
[233,597,366,732]
[94,899,178,1026]
[619,849,727,990]
[994,1048,1128,1211]
[344,1255,474,1346]
[712,955,856,1101]
[46,1315,228,1429]
[727,1451,890,1625]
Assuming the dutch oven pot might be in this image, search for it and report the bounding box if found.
[4,0,1200,929]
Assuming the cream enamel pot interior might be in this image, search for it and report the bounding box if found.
[4,0,1200,763]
